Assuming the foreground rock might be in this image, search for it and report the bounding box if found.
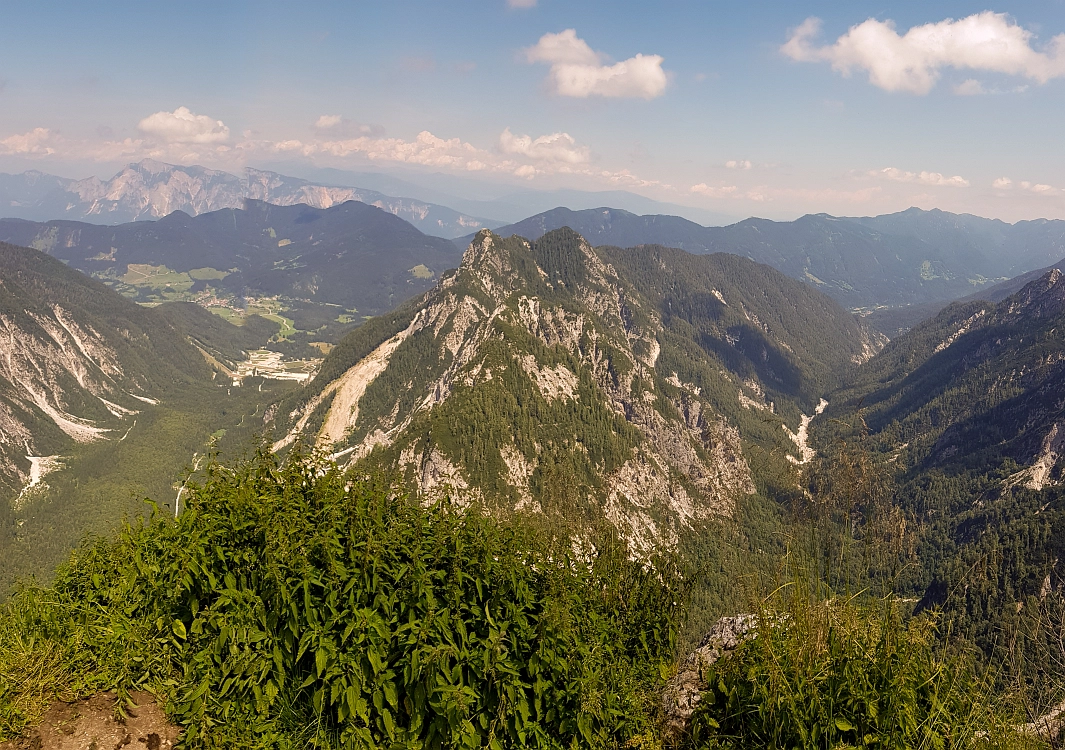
[662,614,757,740]
[0,692,180,750]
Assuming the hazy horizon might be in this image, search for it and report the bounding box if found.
[2,1,1064,223]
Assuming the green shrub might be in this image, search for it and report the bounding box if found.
[686,587,1032,750]
[0,449,683,749]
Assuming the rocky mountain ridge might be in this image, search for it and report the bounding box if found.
[270,228,881,549]
[0,160,502,238]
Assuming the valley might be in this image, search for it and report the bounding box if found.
[2,166,1065,748]
[8,4,1065,745]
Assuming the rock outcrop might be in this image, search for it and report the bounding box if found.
[662,614,758,740]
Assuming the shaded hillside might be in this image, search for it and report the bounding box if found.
[0,242,209,486]
[0,242,286,589]
[469,206,1065,310]
[269,228,880,550]
[822,269,1065,649]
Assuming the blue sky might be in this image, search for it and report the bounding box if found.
[2,1,1065,221]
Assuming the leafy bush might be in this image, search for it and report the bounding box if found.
[0,449,683,749]
[687,588,1029,750]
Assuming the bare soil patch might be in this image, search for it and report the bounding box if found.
[0,692,180,750]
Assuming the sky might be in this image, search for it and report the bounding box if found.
[2,0,1065,222]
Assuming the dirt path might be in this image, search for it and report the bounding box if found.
[0,692,181,750]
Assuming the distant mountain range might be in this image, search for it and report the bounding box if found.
[269,227,882,548]
[0,200,464,342]
[0,160,502,239]
[469,206,1065,310]
[256,164,742,226]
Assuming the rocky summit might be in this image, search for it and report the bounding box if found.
[270,227,881,550]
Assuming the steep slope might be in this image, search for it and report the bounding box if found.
[270,228,879,550]
[0,242,294,589]
[0,242,212,489]
[0,160,502,238]
[0,244,286,491]
[822,269,1065,644]
[828,269,1065,482]
[470,207,1065,310]
[0,199,464,326]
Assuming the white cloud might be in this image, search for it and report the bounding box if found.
[313,115,383,137]
[138,107,230,144]
[507,0,536,7]
[0,127,57,156]
[1020,181,1057,194]
[525,29,668,99]
[782,12,1065,94]
[0,117,668,193]
[315,127,611,181]
[725,159,752,170]
[499,128,590,164]
[690,183,738,197]
[993,177,1013,189]
[872,167,970,188]
[954,79,986,96]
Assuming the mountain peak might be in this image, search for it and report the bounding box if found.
[1008,268,1065,319]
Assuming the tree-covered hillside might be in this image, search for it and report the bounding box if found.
[0,242,288,591]
[470,206,1065,310]
[0,199,464,342]
[269,228,880,551]
[821,268,1065,653]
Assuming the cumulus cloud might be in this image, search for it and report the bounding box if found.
[524,29,668,99]
[871,167,970,187]
[313,127,603,181]
[725,159,752,170]
[0,115,667,193]
[499,128,590,164]
[782,12,1065,94]
[0,127,57,156]
[994,178,1059,194]
[138,107,230,144]
[1026,182,1056,194]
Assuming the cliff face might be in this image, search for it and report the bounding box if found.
[271,228,878,549]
